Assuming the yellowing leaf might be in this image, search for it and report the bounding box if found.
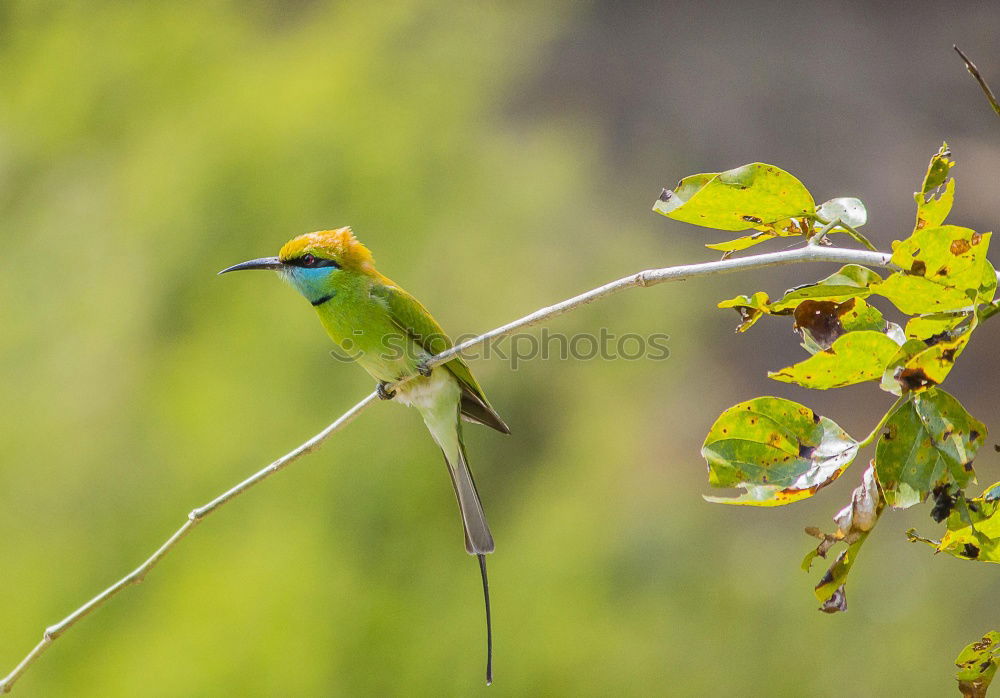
[937,482,1000,563]
[653,163,816,250]
[901,326,974,386]
[875,226,992,314]
[883,316,977,394]
[717,291,772,332]
[769,264,882,312]
[768,331,899,390]
[904,311,972,341]
[875,273,977,315]
[704,232,786,252]
[702,397,858,506]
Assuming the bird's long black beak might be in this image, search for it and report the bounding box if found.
[217,257,284,275]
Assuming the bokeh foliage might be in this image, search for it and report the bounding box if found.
[1,3,998,697]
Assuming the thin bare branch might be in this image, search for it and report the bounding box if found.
[0,243,894,693]
[954,45,1000,118]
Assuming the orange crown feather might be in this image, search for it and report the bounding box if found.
[278,227,375,270]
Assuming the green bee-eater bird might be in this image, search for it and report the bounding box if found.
[220,227,508,684]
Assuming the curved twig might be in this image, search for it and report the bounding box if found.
[0,244,894,693]
[954,45,1000,118]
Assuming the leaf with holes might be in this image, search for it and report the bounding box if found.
[769,331,899,390]
[955,631,1000,697]
[914,143,955,232]
[717,291,773,332]
[702,397,858,506]
[936,482,1000,563]
[653,163,815,250]
[874,389,985,508]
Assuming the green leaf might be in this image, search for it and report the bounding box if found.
[874,389,985,508]
[816,197,868,229]
[937,482,1000,563]
[717,291,772,332]
[955,631,999,697]
[768,331,899,390]
[839,297,888,333]
[981,260,998,304]
[653,163,816,250]
[803,465,882,613]
[769,264,882,312]
[702,397,858,506]
[914,143,955,232]
[875,225,992,314]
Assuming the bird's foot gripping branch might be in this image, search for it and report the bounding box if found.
[655,144,999,695]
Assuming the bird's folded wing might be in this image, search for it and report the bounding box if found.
[371,280,509,434]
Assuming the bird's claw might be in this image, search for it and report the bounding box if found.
[416,361,433,378]
[376,381,396,400]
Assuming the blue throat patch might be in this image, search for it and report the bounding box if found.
[286,266,337,306]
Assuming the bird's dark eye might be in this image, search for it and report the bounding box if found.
[288,253,339,269]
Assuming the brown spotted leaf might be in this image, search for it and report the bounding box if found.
[882,316,978,395]
[717,291,773,332]
[769,265,882,313]
[875,225,992,314]
[702,397,858,506]
[874,389,985,509]
[934,482,1000,563]
[956,631,1000,697]
[792,297,887,353]
[769,331,899,390]
[653,163,816,250]
[904,311,973,341]
[715,266,883,336]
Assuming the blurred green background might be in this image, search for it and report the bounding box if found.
[2,1,999,695]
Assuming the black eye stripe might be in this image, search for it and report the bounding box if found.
[286,254,340,269]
